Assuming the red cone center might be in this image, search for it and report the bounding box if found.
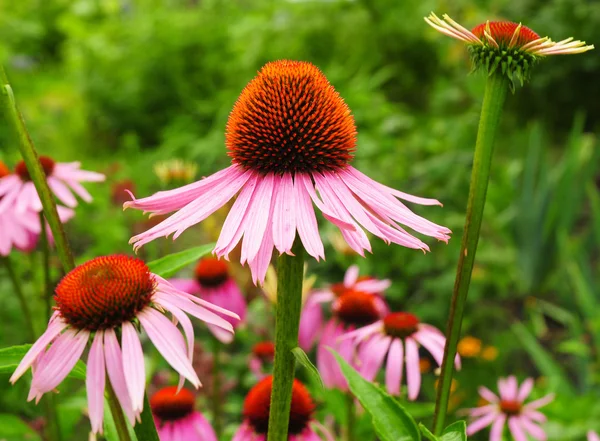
[333,290,382,327]
[243,375,315,435]
[472,21,540,47]
[151,386,195,421]
[252,341,275,361]
[15,156,56,181]
[499,399,522,416]
[383,312,419,338]
[226,60,357,175]
[195,257,229,287]
[55,255,155,331]
[0,161,10,178]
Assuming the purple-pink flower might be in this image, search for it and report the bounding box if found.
[464,376,554,441]
[151,386,217,441]
[124,60,450,284]
[341,312,459,399]
[10,255,239,434]
[0,156,105,213]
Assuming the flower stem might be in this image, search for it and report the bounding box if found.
[1,256,35,341]
[106,380,133,441]
[39,212,53,318]
[432,73,509,434]
[345,393,355,441]
[267,241,305,441]
[212,339,223,439]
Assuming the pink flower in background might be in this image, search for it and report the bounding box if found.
[151,386,217,441]
[341,312,459,399]
[170,256,247,342]
[589,431,600,441]
[233,375,333,441]
[464,376,554,441]
[317,289,388,390]
[0,156,105,213]
[249,341,275,379]
[125,60,450,284]
[299,264,390,350]
[10,255,238,434]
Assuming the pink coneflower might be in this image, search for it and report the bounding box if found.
[249,341,275,379]
[10,255,239,434]
[151,386,217,441]
[125,60,451,284]
[0,156,105,213]
[464,376,554,441]
[341,312,459,400]
[317,289,388,390]
[299,264,390,350]
[233,375,333,441]
[169,257,247,341]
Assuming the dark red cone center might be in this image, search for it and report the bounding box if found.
[195,257,229,287]
[333,290,382,327]
[54,255,155,331]
[15,156,56,181]
[499,399,522,416]
[151,387,195,421]
[472,21,540,47]
[252,341,275,362]
[383,312,419,338]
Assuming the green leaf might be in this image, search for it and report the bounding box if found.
[332,351,420,441]
[146,243,215,278]
[441,421,467,441]
[0,345,86,380]
[291,347,323,388]
[418,423,439,441]
[0,413,42,440]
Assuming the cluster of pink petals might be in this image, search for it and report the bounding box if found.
[0,161,105,213]
[233,421,334,441]
[125,165,450,284]
[10,274,238,434]
[424,13,594,55]
[299,264,391,350]
[170,275,247,338]
[465,376,554,441]
[155,410,217,441]
[340,317,460,399]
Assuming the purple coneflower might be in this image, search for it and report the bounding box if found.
[125,60,450,284]
[10,255,238,433]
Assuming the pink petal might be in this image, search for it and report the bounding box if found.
[272,173,297,255]
[103,328,136,425]
[466,410,499,435]
[63,179,93,202]
[468,404,498,417]
[343,265,359,287]
[385,338,404,395]
[478,386,500,403]
[241,173,274,264]
[588,432,600,441]
[191,412,218,441]
[413,329,445,367]
[524,394,555,411]
[121,322,146,413]
[337,321,382,343]
[294,174,325,260]
[517,378,534,402]
[247,202,274,285]
[298,299,324,351]
[404,337,421,400]
[166,278,201,295]
[358,334,391,381]
[489,414,507,441]
[522,409,547,423]
[87,331,106,434]
[520,416,547,441]
[354,278,391,293]
[47,177,78,208]
[508,416,528,441]
[299,173,355,231]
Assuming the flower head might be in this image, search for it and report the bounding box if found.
[464,376,554,441]
[233,375,332,441]
[341,311,460,399]
[425,13,594,85]
[151,386,217,441]
[125,60,450,284]
[0,156,105,213]
[249,341,275,379]
[10,255,239,434]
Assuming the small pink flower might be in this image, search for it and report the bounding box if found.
[0,156,105,213]
[589,431,600,441]
[233,375,333,441]
[125,60,450,284]
[10,255,239,434]
[151,386,217,441]
[169,257,247,341]
[341,312,459,400]
[299,264,390,350]
[317,289,388,390]
[249,341,275,380]
[464,376,554,441]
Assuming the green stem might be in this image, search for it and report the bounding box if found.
[133,394,160,441]
[212,339,223,438]
[345,393,355,441]
[106,380,133,441]
[43,394,63,441]
[39,212,52,319]
[1,257,35,342]
[0,65,74,271]
[267,241,305,441]
[432,73,509,434]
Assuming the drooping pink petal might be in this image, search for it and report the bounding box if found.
[520,415,547,441]
[47,177,78,208]
[165,279,201,295]
[385,338,404,395]
[294,174,325,260]
[103,328,137,424]
[63,179,93,202]
[248,199,275,284]
[191,412,218,441]
[466,410,499,435]
[241,173,274,264]
[86,331,106,434]
[354,278,391,294]
[517,377,534,402]
[358,334,391,381]
[299,173,355,232]
[413,329,445,367]
[338,321,382,343]
[404,337,421,400]
[343,265,359,287]
[523,393,555,411]
[468,404,498,417]
[272,173,297,255]
[478,386,500,403]
[508,416,528,441]
[489,414,507,441]
[522,409,547,423]
[298,298,324,351]
[121,321,146,413]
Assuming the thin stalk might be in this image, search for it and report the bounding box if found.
[267,241,305,441]
[432,73,509,434]
[1,256,35,341]
[39,212,52,318]
[106,380,133,441]
[345,393,355,441]
[212,339,223,438]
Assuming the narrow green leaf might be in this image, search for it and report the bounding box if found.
[332,351,420,441]
[441,421,467,441]
[291,347,323,388]
[146,243,215,278]
[418,423,439,441]
[0,413,42,440]
[0,345,86,380]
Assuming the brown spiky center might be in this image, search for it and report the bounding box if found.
[0,161,10,178]
[226,60,357,175]
[151,387,195,421]
[499,399,522,416]
[472,21,540,47]
[243,375,315,435]
[15,156,55,181]
[194,257,229,287]
[333,290,381,327]
[383,312,419,338]
[252,341,275,361]
[54,255,155,331]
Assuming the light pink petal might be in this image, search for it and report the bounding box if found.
[413,329,445,367]
[247,199,275,285]
[86,331,106,434]
[522,409,547,423]
[15,182,38,213]
[354,278,391,293]
[344,265,359,287]
[272,173,297,255]
[47,177,78,208]
[489,414,507,441]
[294,174,325,260]
[524,393,555,410]
[299,173,355,231]
[358,335,391,381]
[54,163,105,182]
[0,175,21,197]
[508,416,528,441]
[191,412,218,441]
[338,321,382,343]
[63,179,93,202]
[520,416,547,441]
[167,279,201,295]
[311,421,336,441]
[385,338,403,395]
[138,308,201,387]
[468,404,498,417]
[588,431,600,441]
[241,173,274,264]
[466,410,499,435]
[404,337,421,400]
[0,180,23,213]
[298,299,324,351]
[517,378,534,402]
[478,386,500,403]
[121,322,146,413]
[103,328,136,425]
